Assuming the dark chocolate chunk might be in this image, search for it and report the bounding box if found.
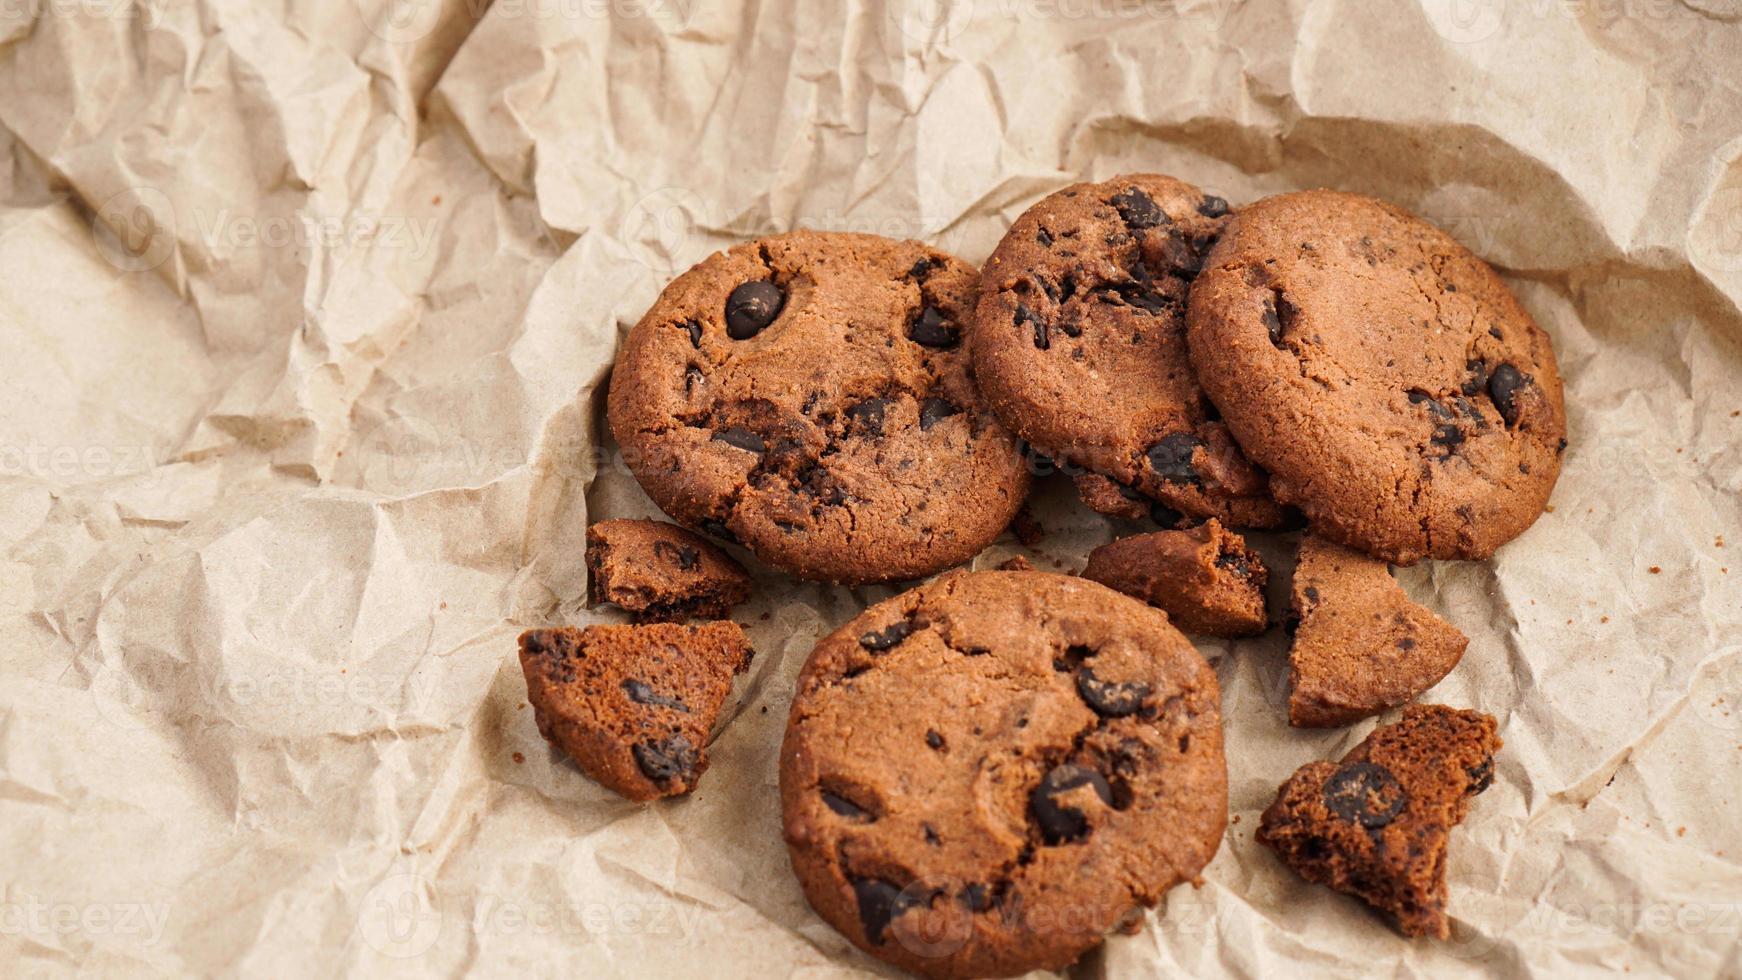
[860,617,923,651]
[1031,764,1114,844]
[713,427,766,453]
[851,878,911,944]
[1075,666,1150,718]
[1016,303,1048,350]
[1110,187,1167,230]
[822,791,873,820]
[652,539,700,570]
[632,735,697,783]
[920,397,961,431]
[1322,761,1408,829]
[725,280,784,339]
[684,365,704,392]
[1465,757,1495,796]
[1488,363,1526,426]
[621,678,689,712]
[1146,433,1204,484]
[908,305,960,348]
[925,729,945,750]
[907,257,937,281]
[848,397,892,435]
[680,319,703,347]
[1198,195,1230,218]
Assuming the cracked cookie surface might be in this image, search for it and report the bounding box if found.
[1257,704,1501,939]
[970,175,1285,529]
[779,570,1226,978]
[609,230,1030,584]
[519,623,752,802]
[1187,190,1566,563]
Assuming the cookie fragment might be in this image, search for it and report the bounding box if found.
[1257,704,1502,939]
[780,570,1226,979]
[1081,519,1268,637]
[518,623,753,802]
[1287,535,1469,727]
[970,174,1286,529]
[586,519,753,622]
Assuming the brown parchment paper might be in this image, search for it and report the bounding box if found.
[3,0,1742,976]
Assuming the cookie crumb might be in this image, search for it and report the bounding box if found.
[1600,616,1610,623]
[512,752,525,764]
[1649,566,1662,574]
[1010,508,1045,547]
[1678,826,1687,837]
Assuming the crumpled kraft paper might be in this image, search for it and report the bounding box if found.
[2,0,1741,976]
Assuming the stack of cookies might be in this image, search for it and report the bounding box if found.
[515,176,1566,977]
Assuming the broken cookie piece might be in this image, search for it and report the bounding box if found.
[518,623,753,802]
[1257,704,1502,939]
[1287,535,1468,727]
[1073,472,1193,528]
[587,519,753,622]
[1080,519,1268,637]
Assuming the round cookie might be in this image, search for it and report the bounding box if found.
[780,570,1226,979]
[1187,190,1567,563]
[971,174,1286,528]
[608,231,1030,584]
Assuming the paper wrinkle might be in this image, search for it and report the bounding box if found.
[2,0,1741,976]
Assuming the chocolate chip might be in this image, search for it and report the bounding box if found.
[960,883,991,912]
[848,397,892,435]
[1263,291,1300,348]
[679,319,703,347]
[684,365,704,392]
[1031,764,1114,844]
[822,791,873,820]
[850,878,911,944]
[1488,363,1526,426]
[1197,195,1230,218]
[908,305,959,348]
[860,617,923,651]
[1076,666,1150,717]
[1322,761,1408,829]
[920,397,961,431]
[925,729,945,750]
[1461,359,1488,396]
[1215,549,1254,579]
[1466,757,1495,796]
[621,678,689,711]
[1408,389,1454,419]
[907,257,937,280]
[725,281,783,339]
[1016,303,1047,350]
[1146,433,1203,484]
[1262,300,1284,346]
[1431,424,1465,454]
[632,735,697,783]
[652,539,699,570]
[713,427,766,453]
[1110,187,1167,230]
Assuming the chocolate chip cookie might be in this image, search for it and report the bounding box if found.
[970,175,1286,529]
[1287,535,1469,727]
[1187,190,1567,563]
[586,519,753,622]
[780,570,1226,978]
[608,231,1030,584]
[519,623,752,802]
[1257,704,1501,938]
[1081,519,1268,637]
